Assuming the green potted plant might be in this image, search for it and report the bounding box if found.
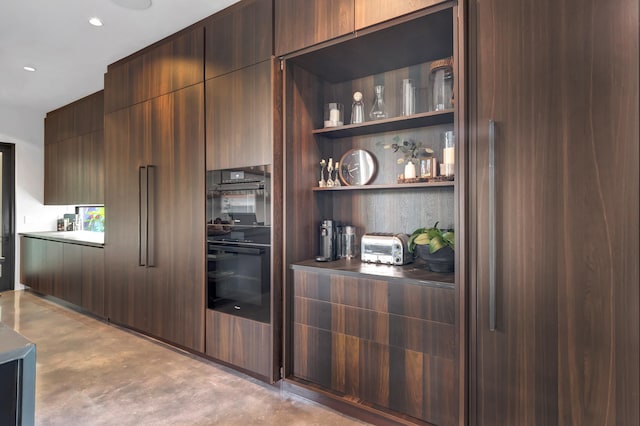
[408,222,455,272]
[381,136,434,180]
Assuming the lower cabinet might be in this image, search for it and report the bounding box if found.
[20,236,105,317]
[20,237,62,297]
[205,309,272,380]
[291,267,457,426]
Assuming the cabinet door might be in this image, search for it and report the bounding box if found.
[78,130,104,204]
[146,84,205,352]
[205,0,272,79]
[104,103,150,331]
[44,142,61,205]
[105,27,204,112]
[206,60,273,169]
[20,237,45,293]
[20,238,63,297]
[470,0,639,424]
[275,0,354,56]
[61,244,83,306]
[354,0,442,29]
[81,246,105,317]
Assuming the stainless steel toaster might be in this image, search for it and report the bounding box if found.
[361,233,412,265]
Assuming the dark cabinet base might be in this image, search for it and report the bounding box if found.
[205,309,272,381]
[290,267,457,425]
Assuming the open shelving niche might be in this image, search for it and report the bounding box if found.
[281,4,462,424]
[284,5,457,283]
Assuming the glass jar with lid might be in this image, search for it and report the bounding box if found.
[428,57,454,111]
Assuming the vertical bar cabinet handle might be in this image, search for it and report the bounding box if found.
[146,165,155,267]
[488,120,496,331]
[138,166,146,266]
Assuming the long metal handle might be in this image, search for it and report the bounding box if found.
[138,166,147,266]
[146,165,156,267]
[488,120,496,331]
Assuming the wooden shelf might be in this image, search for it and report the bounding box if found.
[312,110,454,139]
[312,180,454,191]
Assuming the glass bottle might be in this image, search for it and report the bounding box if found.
[350,91,365,124]
[369,85,387,120]
[429,57,454,111]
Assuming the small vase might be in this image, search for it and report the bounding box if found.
[404,160,417,179]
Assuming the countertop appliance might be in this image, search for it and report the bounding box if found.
[361,232,412,265]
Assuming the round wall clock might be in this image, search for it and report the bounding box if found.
[338,149,376,186]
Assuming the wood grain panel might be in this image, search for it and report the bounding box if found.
[105,27,203,112]
[470,0,639,424]
[61,243,83,306]
[293,323,333,388]
[206,60,273,169]
[354,0,442,30]
[329,274,388,311]
[388,280,455,324]
[275,0,354,57]
[205,0,272,79]
[206,309,272,378]
[81,246,105,317]
[73,91,104,136]
[43,142,61,205]
[389,314,455,359]
[104,103,149,331]
[146,84,205,352]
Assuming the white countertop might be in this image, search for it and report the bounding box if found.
[20,231,104,247]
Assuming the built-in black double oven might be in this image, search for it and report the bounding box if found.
[206,165,271,323]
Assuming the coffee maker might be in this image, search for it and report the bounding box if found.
[315,219,336,262]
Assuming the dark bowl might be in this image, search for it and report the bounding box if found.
[415,245,454,273]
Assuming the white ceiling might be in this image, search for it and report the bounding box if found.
[0,0,240,116]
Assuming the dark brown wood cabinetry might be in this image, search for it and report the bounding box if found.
[292,266,457,425]
[204,0,272,79]
[20,236,105,317]
[282,5,463,424]
[20,237,62,297]
[206,60,278,169]
[44,90,104,205]
[275,0,354,56]
[104,28,204,113]
[205,310,271,378]
[354,0,444,29]
[469,0,639,424]
[104,82,206,353]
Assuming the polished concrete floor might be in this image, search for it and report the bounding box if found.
[0,290,367,426]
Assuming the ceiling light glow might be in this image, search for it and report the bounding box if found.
[89,17,103,27]
[23,66,36,72]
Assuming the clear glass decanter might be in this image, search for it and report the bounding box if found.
[369,85,387,120]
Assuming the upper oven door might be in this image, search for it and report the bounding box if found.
[206,165,271,229]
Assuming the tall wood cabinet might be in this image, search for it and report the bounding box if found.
[469,0,639,424]
[104,27,206,353]
[44,90,104,205]
[203,0,283,382]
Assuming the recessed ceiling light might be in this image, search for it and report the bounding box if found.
[23,66,37,72]
[110,0,152,10]
[89,17,103,26]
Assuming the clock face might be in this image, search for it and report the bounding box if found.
[339,149,376,186]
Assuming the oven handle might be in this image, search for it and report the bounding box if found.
[208,244,265,255]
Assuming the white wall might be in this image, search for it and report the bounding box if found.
[0,105,73,289]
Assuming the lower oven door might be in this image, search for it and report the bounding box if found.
[207,243,270,323]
